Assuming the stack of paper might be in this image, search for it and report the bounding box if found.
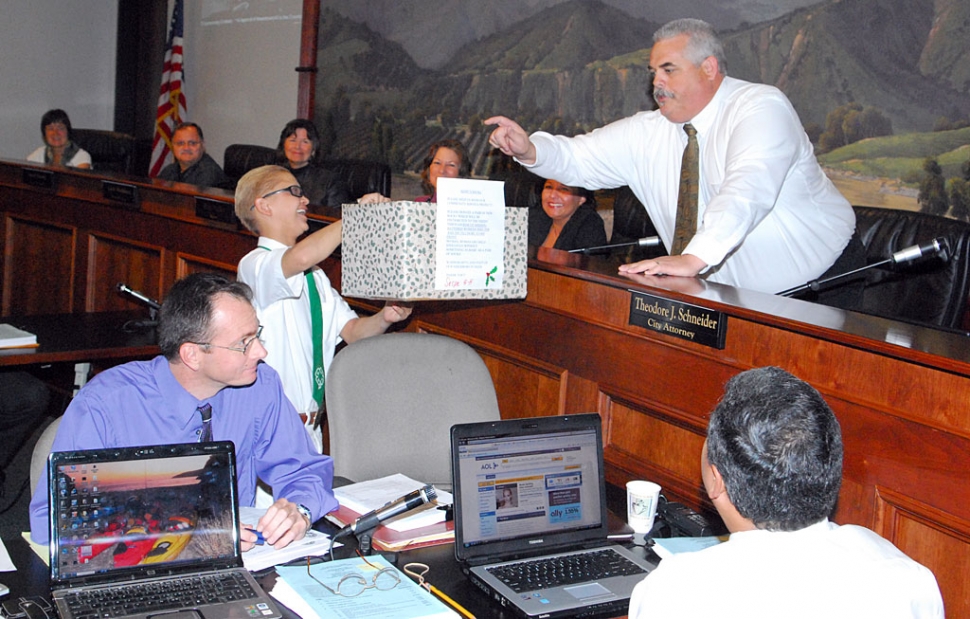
[275,555,458,618]
[0,324,37,349]
[240,506,336,572]
[327,474,454,551]
[651,535,727,560]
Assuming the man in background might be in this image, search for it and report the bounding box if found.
[628,367,943,618]
[157,122,229,189]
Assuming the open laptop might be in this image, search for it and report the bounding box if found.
[48,441,282,619]
[451,414,655,619]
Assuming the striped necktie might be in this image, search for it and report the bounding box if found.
[198,403,213,442]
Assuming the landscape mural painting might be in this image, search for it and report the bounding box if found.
[314,0,970,218]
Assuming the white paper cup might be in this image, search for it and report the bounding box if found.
[626,480,661,544]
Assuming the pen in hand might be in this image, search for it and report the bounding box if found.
[246,528,266,546]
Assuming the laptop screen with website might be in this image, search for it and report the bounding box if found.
[455,425,603,549]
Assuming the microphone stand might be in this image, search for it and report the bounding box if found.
[779,237,949,298]
[568,236,662,255]
[116,283,161,330]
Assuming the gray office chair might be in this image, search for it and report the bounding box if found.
[30,416,62,495]
[325,332,501,491]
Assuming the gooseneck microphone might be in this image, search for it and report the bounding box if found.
[891,238,949,265]
[568,236,662,254]
[339,484,437,535]
[779,237,949,297]
[116,283,161,310]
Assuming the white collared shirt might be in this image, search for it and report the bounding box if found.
[629,519,944,619]
[527,77,855,294]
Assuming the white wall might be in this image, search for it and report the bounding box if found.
[183,1,303,166]
[0,0,303,169]
[0,1,118,160]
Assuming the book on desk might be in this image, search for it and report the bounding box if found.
[325,474,454,552]
[0,324,38,349]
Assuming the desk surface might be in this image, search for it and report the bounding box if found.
[1,526,653,619]
[0,311,158,367]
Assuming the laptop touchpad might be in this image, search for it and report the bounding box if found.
[148,611,204,619]
[565,582,612,599]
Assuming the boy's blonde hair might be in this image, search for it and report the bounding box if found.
[234,165,295,233]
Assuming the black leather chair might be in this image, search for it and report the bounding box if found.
[222,144,275,186]
[222,144,392,199]
[853,206,970,331]
[73,129,138,175]
[321,158,391,200]
[497,169,542,208]
[609,186,666,262]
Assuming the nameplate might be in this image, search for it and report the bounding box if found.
[22,167,55,189]
[195,196,236,225]
[628,290,727,349]
[102,181,140,208]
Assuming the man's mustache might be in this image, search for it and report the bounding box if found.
[653,88,674,104]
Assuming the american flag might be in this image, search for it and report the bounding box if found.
[149,0,187,177]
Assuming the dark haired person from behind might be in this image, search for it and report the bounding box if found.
[157,122,229,189]
[628,367,943,618]
[529,179,606,251]
[27,109,91,169]
[276,119,351,210]
[28,272,336,551]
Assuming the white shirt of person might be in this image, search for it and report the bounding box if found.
[27,145,92,169]
[236,237,357,450]
[628,519,944,619]
[527,76,856,294]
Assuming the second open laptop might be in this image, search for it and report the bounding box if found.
[47,441,282,619]
[451,413,655,619]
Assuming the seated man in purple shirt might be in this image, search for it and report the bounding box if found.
[29,272,336,550]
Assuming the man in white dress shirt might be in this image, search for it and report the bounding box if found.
[627,366,944,619]
[487,19,861,301]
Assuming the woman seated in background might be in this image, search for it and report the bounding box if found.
[276,118,351,210]
[27,109,92,169]
[358,138,471,204]
[529,179,607,251]
[415,139,471,202]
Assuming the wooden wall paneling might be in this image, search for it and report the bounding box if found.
[414,320,567,419]
[174,253,238,281]
[6,164,970,610]
[601,392,708,507]
[874,487,970,618]
[86,232,164,313]
[3,214,77,315]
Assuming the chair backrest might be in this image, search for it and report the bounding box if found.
[222,143,276,186]
[73,128,138,174]
[30,416,62,495]
[499,169,543,208]
[321,158,392,200]
[325,332,501,490]
[222,145,392,198]
[853,205,970,330]
[608,186,666,261]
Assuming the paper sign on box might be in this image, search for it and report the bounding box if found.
[341,200,528,300]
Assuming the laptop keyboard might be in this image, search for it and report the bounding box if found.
[486,548,648,593]
[63,572,259,618]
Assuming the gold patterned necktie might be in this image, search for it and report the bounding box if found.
[671,123,699,256]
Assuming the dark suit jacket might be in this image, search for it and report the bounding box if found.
[157,153,229,189]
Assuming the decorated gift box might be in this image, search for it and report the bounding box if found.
[341,200,528,300]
